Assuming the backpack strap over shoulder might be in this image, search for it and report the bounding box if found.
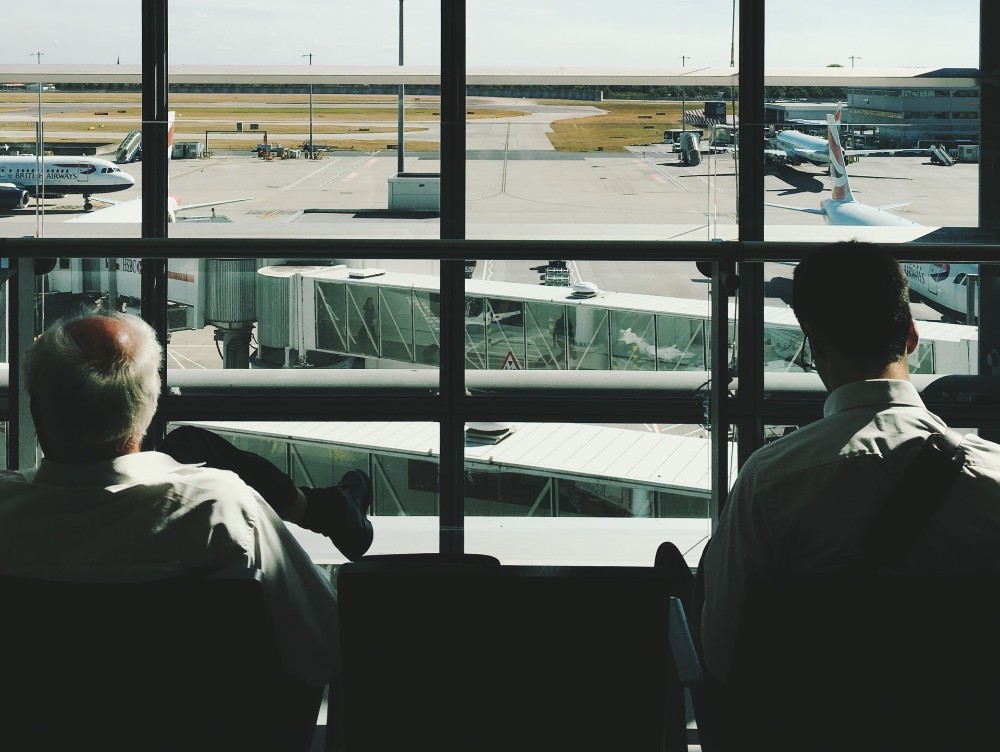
[860,431,965,570]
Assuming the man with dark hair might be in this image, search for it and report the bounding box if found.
[698,241,1000,685]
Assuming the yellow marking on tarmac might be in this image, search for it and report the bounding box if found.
[250,209,286,219]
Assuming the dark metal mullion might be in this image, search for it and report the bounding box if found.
[979,0,1000,441]
[141,0,169,451]
[709,0,766,524]
[10,260,37,470]
[735,0,767,467]
[439,0,467,554]
[734,0,767,466]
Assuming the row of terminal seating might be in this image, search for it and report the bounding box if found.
[334,553,1000,752]
[3,552,999,750]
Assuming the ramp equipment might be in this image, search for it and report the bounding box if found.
[929,144,954,166]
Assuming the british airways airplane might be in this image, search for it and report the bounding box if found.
[0,154,134,211]
[64,112,252,223]
[767,125,923,168]
[767,110,978,323]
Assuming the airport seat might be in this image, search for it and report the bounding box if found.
[724,572,1000,752]
[336,555,690,752]
[0,567,323,752]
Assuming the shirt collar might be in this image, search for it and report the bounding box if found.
[822,379,924,419]
[32,451,195,488]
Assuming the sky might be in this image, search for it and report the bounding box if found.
[1,0,981,70]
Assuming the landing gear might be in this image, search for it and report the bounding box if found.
[83,195,93,212]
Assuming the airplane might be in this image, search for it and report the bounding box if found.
[767,109,978,323]
[65,112,252,223]
[0,154,134,211]
[767,118,924,168]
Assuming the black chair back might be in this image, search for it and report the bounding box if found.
[337,556,689,752]
[0,568,323,752]
[726,572,1000,751]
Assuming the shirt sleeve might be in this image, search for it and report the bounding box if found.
[699,458,775,684]
[248,491,341,688]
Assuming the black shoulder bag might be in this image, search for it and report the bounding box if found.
[859,430,966,569]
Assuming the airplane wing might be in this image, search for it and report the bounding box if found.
[65,199,143,223]
[66,196,253,223]
[765,202,825,215]
[176,197,253,212]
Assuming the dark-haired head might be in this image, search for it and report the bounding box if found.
[792,241,915,386]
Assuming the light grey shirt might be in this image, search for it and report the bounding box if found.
[701,379,1000,683]
[0,451,340,687]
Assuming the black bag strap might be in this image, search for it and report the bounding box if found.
[860,431,965,569]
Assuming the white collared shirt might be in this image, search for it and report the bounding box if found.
[0,451,339,687]
[701,379,1000,683]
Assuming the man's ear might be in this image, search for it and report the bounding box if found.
[27,397,50,457]
[905,320,919,355]
[802,323,825,358]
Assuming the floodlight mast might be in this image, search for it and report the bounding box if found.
[302,52,314,158]
[398,0,405,175]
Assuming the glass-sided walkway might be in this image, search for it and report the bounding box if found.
[257,265,978,375]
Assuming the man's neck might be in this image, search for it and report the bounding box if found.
[826,359,910,393]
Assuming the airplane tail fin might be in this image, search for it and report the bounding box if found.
[827,108,854,204]
[167,110,175,160]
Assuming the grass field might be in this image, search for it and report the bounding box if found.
[0,92,737,153]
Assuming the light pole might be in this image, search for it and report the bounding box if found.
[397,0,405,175]
[680,55,690,133]
[30,51,44,235]
[302,52,314,157]
[849,55,861,68]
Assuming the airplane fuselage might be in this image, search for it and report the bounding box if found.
[775,130,830,165]
[0,155,134,196]
[820,198,916,227]
[903,262,979,323]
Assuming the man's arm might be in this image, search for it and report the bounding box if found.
[249,493,342,688]
[699,462,775,684]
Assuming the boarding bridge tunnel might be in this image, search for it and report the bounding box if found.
[254,264,977,376]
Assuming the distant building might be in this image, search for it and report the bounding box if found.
[845,81,979,147]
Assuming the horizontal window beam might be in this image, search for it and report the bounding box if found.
[3,238,999,264]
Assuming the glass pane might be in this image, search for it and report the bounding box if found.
[464,421,717,568]
[759,1,982,378]
[162,261,441,373]
[166,1,441,239]
[413,291,440,367]
[0,3,142,239]
[379,288,415,364]
[763,259,980,377]
[464,259,712,373]
[466,1,739,240]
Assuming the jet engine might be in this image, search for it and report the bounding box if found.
[0,184,30,210]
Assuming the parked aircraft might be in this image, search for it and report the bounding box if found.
[0,155,134,211]
[66,113,252,223]
[767,110,978,323]
[768,119,924,168]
